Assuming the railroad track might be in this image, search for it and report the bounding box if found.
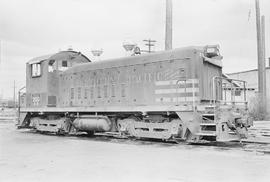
[21,128,270,155]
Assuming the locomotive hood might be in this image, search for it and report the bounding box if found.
[63,45,222,75]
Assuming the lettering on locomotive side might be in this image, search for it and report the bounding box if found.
[161,68,186,80]
[83,68,186,86]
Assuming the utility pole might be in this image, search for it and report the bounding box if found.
[0,40,1,68]
[165,0,172,50]
[0,41,2,104]
[13,80,16,109]
[143,39,156,53]
[255,0,266,113]
[0,40,2,78]
[261,15,267,111]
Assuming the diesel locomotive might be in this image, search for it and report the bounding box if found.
[18,45,253,143]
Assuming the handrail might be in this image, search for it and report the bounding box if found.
[18,86,26,124]
[176,79,186,103]
[211,76,247,108]
[176,78,196,111]
[192,79,195,110]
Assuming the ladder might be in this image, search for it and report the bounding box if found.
[196,105,217,141]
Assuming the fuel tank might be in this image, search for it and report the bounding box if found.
[73,116,112,132]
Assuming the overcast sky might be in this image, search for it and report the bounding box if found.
[0,0,269,99]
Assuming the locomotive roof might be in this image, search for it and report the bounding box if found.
[28,54,54,64]
[63,46,206,74]
[27,50,91,64]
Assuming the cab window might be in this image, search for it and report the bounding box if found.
[62,60,68,67]
[31,63,41,77]
[48,59,56,72]
[58,60,69,71]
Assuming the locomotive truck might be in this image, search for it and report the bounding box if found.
[17,45,253,143]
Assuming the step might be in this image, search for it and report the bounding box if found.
[202,113,215,117]
[205,105,216,108]
[228,131,237,135]
[204,105,216,109]
[200,123,216,126]
[197,105,217,112]
[196,131,217,136]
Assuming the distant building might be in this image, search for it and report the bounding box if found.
[227,67,270,117]
[0,98,17,108]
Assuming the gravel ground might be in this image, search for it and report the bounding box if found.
[1,118,270,182]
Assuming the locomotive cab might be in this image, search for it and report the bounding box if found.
[24,51,90,108]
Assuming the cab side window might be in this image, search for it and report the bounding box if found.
[48,60,56,72]
[59,60,69,71]
[31,63,41,77]
[62,60,68,67]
